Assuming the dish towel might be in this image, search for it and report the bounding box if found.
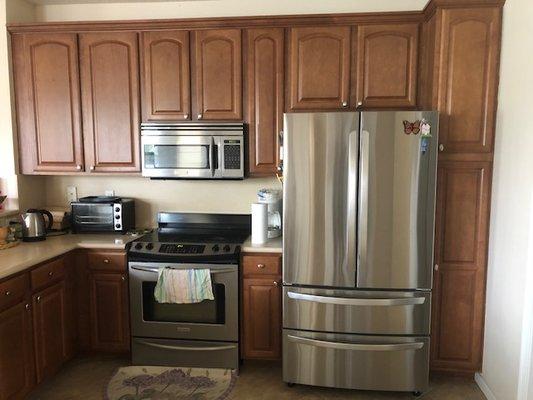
[154,268,215,304]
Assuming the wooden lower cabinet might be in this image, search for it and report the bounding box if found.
[32,281,69,383]
[242,254,282,360]
[0,300,35,400]
[88,271,130,352]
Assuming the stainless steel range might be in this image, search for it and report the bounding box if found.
[128,212,250,370]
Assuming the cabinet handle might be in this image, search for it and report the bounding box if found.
[342,101,348,107]
[257,263,265,269]
[25,303,30,311]
[48,271,54,277]
[197,113,203,120]
[76,165,82,170]
[183,113,189,119]
[434,264,439,271]
[5,291,11,296]
[273,281,279,287]
[438,144,445,152]
[103,259,110,264]
[121,276,126,281]
[36,296,41,303]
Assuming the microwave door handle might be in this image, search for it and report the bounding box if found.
[209,137,215,177]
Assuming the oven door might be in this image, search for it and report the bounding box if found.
[129,262,238,341]
[141,135,215,178]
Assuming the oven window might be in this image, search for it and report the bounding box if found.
[141,282,225,324]
[144,145,209,169]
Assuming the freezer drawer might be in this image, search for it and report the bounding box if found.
[132,337,238,369]
[283,287,431,335]
[283,329,429,393]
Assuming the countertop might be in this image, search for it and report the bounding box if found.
[241,236,282,254]
[0,233,139,281]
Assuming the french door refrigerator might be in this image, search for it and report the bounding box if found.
[282,111,438,394]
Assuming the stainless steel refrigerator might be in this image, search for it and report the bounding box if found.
[282,111,438,395]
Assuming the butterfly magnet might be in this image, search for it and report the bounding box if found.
[403,119,432,137]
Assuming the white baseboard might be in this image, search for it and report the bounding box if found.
[475,373,498,400]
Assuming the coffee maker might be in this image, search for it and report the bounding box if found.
[257,189,282,239]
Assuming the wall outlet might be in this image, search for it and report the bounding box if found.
[105,190,115,197]
[66,186,78,203]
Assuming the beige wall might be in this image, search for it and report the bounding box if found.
[33,0,427,22]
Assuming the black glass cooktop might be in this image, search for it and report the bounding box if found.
[136,229,249,244]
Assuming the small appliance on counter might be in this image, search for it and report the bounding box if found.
[20,209,54,242]
[257,188,282,239]
[71,196,135,233]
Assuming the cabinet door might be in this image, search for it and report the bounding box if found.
[242,278,281,359]
[246,28,284,176]
[356,23,419,108]
[436,7,501,153]
[431,161,491,372]
[288,26,351,110]
[89,272,130,352]
[0,301,35,400]
[141,30,191,121]
[12,33,84,174]
[80,32,141,172]
[33,281,68,383]
[193,29,242,120]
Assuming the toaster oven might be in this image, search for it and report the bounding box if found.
[71,196,135,233]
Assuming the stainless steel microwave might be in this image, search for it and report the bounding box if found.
[141,123,244,179]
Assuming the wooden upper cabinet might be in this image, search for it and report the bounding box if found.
[193,29,242,120]
[12,33,84,174]
[356,23,419,108]
[141,30,191,121]
[246,28,284,176]
[80,32,141,173]
[0,301,35,400]
[437,7,501,153]
[288,26,351,110]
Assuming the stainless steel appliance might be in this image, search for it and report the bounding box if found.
[141,123,244,179]
[282,111,438,395]
[128,212,250,370]
[71,196,135,233]
[20,209,53,241]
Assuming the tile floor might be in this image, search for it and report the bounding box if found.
[28,356,486,400]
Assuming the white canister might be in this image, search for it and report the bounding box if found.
[251,203,268,244]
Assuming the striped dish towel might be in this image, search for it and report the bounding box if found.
[154,268,215,304]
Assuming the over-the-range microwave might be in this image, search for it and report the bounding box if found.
[141,122,244,179]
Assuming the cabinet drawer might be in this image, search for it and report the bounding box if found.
[87,252,126,272]
[0,274,30,311]
[31,257,65,290]
[243,255,281,276]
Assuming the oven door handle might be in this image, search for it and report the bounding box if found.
[130,266,236,274]
[136,339,237,352]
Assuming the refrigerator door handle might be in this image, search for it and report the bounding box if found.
[358,129,370,272]
[287,335,424,351]
[347,129,358,278]
[287,291,426,306]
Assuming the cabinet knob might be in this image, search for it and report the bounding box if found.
[257,263,265,269]
[36,296,41,303]
[342,101,348,107]
[183,113,189,119]
[197,113,203,120]
[357,101,363,107]
[438,144,445,152]
[90,165,95,171]
[121,276,126,281]
[76,165,82,170]
[5,291,11,296]
[25,303,30,311]
[273,281,279,287]
[434,264,439,271]
[103,259,110,264]
[48,271,54,277]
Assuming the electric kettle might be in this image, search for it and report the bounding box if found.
[20,209,53,242]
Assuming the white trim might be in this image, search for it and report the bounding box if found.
[476,373,498,400]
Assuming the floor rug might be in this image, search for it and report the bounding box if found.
[106,366,236,400]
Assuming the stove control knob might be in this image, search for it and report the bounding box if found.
[146,243,154,251]
[212,245,219,252]
[134,243,143,250]
[223,245,231,252]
